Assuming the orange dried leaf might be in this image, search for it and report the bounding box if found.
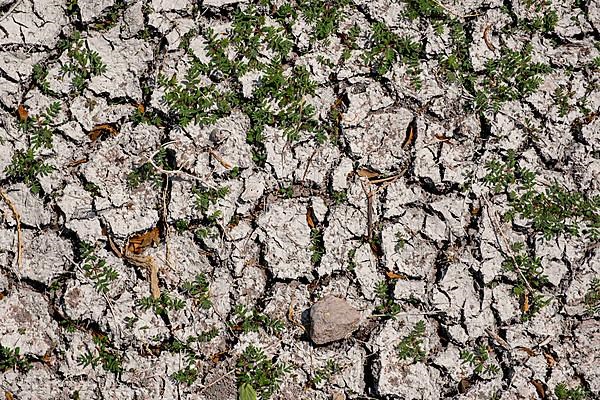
[386,271,405,280]
[530,379,546,399]
[543,352,556,367]
[402,125,415,149]
[17,105,28,122]
[521,292,530,313]
[127,227,160,254]
[306,207,316,228]
[89,124,118,142]
[136,103,145,113]
[357,168,380,179]
[5,391,14,400]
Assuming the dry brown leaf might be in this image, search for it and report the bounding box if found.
[136,103,145,113]
[127,227,160,254]
[530,379,546,399]
[458,378,472,394]
[17,104,28,122]
[543,352,556,367]
[5,391,14,400]
[89,124,118,142]
[306,207,316,229]
[357,168,380,179]
[402,124,415,149]
[66,158,88,167]
[483,24,495,51]
[386,271,405,280]
[516,346,536,356]
[521,292,530,313]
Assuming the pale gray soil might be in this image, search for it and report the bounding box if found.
[0,0,599,399]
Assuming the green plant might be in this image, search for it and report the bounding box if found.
[77,335,123,374]
[347,248,357,271]
[0,346,32,373]
[137,292,186,316]
[397,320,426,362]
[236,344,290,400]
[127,147,174,188]
[91,0,127,31]
[79,241,119,294]
[230,305,285,335]
[181,273,212,309]
[474,44,551,112]
[5,102,61,194]
[298,0,350,42]
[309,228,325,264]
[402,0,446,21]
[555,382,589,400]
[584,278,600,315]
[172,365,199,385]
[484,151,600,240]
[501,242,551,320]
[32,63,51,94]
[460,345,500,377]
[194,186,230,213]
[553,87,572,117]
[375,280,401,317]
[59,31,106,93]
[364,22,422,86]
[312,359,339,386]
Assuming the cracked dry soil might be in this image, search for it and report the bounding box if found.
[0,0,599,399]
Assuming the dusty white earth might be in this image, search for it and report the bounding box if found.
[0,0,599,399]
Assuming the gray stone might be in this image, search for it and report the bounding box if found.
[309,296,361,345]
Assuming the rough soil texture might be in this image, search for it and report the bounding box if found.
[0,0,599,399]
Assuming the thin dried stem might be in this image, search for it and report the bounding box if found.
[0,188,23,274]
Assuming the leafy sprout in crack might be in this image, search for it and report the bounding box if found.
[137,292,186,316]
[79,241,119,294]
[0,346,32,373]
[460,345,500,378]
[584,278,600,315]
[374,280,402,318]
[396,320,427,363]
[230,305,285,335]
[59,31,107,93]
[236,344,290,400]
[181,273,212,309]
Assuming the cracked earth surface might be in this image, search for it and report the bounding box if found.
[0,0,599,399]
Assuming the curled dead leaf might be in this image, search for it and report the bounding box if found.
[17,104,28,122]
[402,123,415,149]
[357,168,380,179]
[543,352,556,367]
[530,379,547,399]
[127,227,160,254]
[136,103,145,113]
[89,124,118,142]
[306,207,316,228]
[386,271,405,280]
[5,391,14,400]
[516,346,536,356]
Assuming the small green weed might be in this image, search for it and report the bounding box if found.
[77,335,122,374]
[460,345,500,378]
[298,0,350,42]
[501,242,551,320]
[59,31,106,93]
[32,63,51,94]
[397,320,426,363]
[484,151,600,240]
[237,344,290,400]
[584,278,600,315]
[181,273,212,309]
[5,102,61,194]
[309,228,325,264]
[474,44,551,112]
[312,359,339,386]
[137,292,186,316]
[127,147,174,188]
[172,365,199,385]
[230,305,285,335]
[79,241,119,294]
[375,280,402,317]
[555,382,589,400]
[0,346,32,373]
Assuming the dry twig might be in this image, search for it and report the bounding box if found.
[0,188,23,273]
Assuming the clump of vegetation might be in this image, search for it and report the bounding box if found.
[474,44,551,112]
[311,359,339,386]
[230,305,285,335]
[584,278,600,315]
[555,382,589,400]
[0,346,32,373]
[237,345,290,400]
[375,280,402,317]
[181,273,212,309]
[79,241,119,294]
[5,102,61,194]
[397,320,427,362]
[501,242,551,320]
[298,0,351,42]
[127,147,174,188]
[484,151,599,240]
[77,335,123,374]
[59,31,106,93]
[460,345,500,378]
[137,292,185,316]
[309,228,325,264]
[363,22,422,87]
